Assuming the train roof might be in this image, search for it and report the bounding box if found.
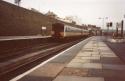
[53,21,87,30]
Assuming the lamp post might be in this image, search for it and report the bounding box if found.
[98,17,108,36]
[121,20,124,38]
[98,17,108,28]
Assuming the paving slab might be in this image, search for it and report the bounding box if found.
[100,52,115,55]
[92,51,100,55]
[49,55,74,63]
[91,59,101,63]
[101,57,124,64]
[92,54,100,57]
[77,52,92,56]
[18,75,53,81]
[100,49,110,52]
[81,56,100,60]
[101,54,117,58]
[19,63,65,81]
[88,69,103,77]
[88,69,125,77]
[103,64,125,70]
[67,62,83,68]
[59,67,88,76]
[104,77,125,81]
[92,48,100,54]
[53,76,104,81]
[82,49,93,52]
[28,63,65,77]
[71,59,91,63]
[102,69,125,77]
[82,63,102,69]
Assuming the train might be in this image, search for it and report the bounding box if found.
[51,23,89,38]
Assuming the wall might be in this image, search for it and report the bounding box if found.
[0,1,58,36]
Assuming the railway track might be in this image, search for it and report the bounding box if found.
[0,38,84,81]
[0,42,59,62]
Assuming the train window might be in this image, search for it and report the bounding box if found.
[65,25,82,33]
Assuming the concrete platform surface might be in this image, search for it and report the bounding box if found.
[0,36,51,41]
[13,36,125,81]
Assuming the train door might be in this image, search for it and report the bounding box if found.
[52,23,64,38]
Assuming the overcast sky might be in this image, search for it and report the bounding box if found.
[3,0,125,29]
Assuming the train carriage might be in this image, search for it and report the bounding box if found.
[52,23,89,38]
[64,25,83,37]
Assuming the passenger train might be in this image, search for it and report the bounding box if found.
[52,23,89,38]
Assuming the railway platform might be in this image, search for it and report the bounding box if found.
[0,36,51,41]
[12,36,125,81]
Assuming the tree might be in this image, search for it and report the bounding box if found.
[31,8,40,13]
[64,16,81,24]
[45,11,58,18]
[15,0,21,6]
[64,16,74,22]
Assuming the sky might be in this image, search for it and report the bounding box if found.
[3,0,125,29]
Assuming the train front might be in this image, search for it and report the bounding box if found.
[51,23,65,39]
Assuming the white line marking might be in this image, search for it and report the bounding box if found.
[10,37,92,81]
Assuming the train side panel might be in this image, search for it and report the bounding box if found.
[82,30,89,36]
[64,25,83,37]
[52,23,89,39]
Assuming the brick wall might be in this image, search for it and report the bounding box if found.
[0,1,58,36]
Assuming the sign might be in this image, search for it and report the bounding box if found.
[109,22,112,27]
[106,22,113,27]
[41,26,46,30]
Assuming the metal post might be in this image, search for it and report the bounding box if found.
[121,20,124,38]
[98,17,108,37]
[116,25,118,37]
[107,26,109,37]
